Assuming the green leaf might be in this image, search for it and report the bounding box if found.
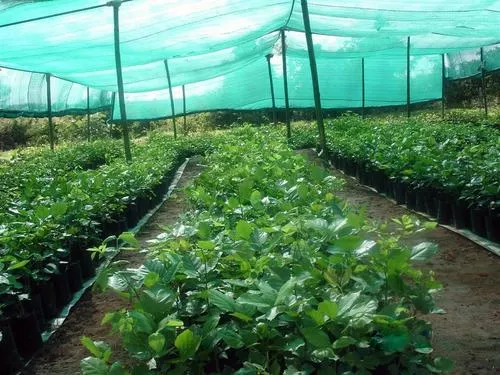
[332,336,357,349]
[148,332,166,353]
[219,327,244,348]
[197,240,215,250]
[380,333,410,353]
[275,277,296,306]
[144,272,160,288]
[411,242,438,261]
[80,357,109,375]
[250,190,262,208]
[230,312,252,322]
[118,232,139,248]
[239,179,254,202]
[283,336,305,351]
[175,329,201,359]
[51,201,68,217]
[7,259,29,270]
[208,289,236,312]
[300,327,331,348]
[129,311,154,334]
[427,357,454,373]
[158,318,184,330]
[236,220,253,240]
[108,362,127,375]
[81,336,104,358]
[318,301,338,320]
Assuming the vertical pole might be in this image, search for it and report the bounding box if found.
[441,54,446,119]
[86,86,91,142]
[46,73,54,151]
[112,1,132,162]
[182,84,187,134]
[361,57,365,119]
[164,59,177,139]
[406,36,411,118]
[266,54,277,124]
[301,0,326,153]
[281,29,291,138]
[480,47,488,116]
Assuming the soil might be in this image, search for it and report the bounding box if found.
[317,154,499,375]
[24,157,205,375]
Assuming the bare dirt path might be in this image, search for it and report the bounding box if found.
[318,155,500,375]
[25,157,205,375]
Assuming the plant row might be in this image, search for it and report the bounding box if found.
[82,127,451,374]
[0,132,218,371]
[312,114,499,242]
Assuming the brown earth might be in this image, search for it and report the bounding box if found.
[24,157,205,375]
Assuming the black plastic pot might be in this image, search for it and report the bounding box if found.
[0,319,22,374]
[452,200,470,229]
[22,294,45,331]
[79,249,96,279]
[11,312,43,359]
[126,202,140,229]
[437,199,453,225]
[136,196,149,217]
[470,207,488,238]
[32,280,58,320]
[415,189,427,213]
[405,186,417,210]
[385,178,394,198]
[485,210,500,243]
[393,181,406,205]
[424,189,438,217]
[52,271,71,308]
[68,261,84,293]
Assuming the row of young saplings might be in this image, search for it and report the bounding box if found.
[331,154,500,243]
[0,163,182,374]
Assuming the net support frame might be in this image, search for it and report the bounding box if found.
[480,47,488,117]
[46,73,54,151]
[407,36,411,118]
[266,53,277,124]
[441,54,446,118]
[281,29,291,138]
[111,1,132,162]
[86,86,91,142]
[361,57,366,119]
[164,59,177,139]
[182,84,187,134]
[301,0,326,153]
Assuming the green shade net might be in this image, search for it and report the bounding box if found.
[0,0,498,119]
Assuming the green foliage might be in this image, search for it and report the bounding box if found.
[83,127,449,374]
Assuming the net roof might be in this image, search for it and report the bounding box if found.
[0,0,498,119]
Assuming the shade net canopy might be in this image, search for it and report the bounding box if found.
[0,0,498,119]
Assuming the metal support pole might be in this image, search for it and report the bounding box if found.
[86,86,91,142]
[281,30,291,138]
[406,36,411,118]
[480,47,488,117]
[164,59,177,139]
[182,84,187,134]
[266,54,277,124]
[301,0,326,153]
[361,57,365,119]
[111,1,132,162]
[46,73,54,151]
[441,54,446,119]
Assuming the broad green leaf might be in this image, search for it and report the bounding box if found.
[81,336,104,358]
[380,333,410,353]
[300,327,331,348]
[411,242,438,261]
[239,179,254,202]
[208,289,236,312]
[236,220,253,240]
[51,201,68,217]
[275,277,296,306]
[197,240,215,250]
[318,301,338,320]
[148,332,166,353]
[158,318,184,330]
[283,336,305,351]
[118,232,139,248]
[230,312,252,322]
[80,357,109,375]
[332,336,357,349]
[428,357,454,373]
[250,190,262,208]
[129,311,154,334]
[143,272,160,288]
[219,328,244,348]
[175,329,201,359]
[7,259,29,270]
